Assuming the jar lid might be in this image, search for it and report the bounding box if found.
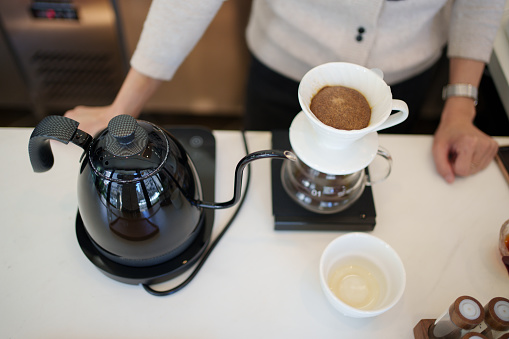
[485,297,509,331]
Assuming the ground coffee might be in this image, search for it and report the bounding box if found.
[310,86,371,130]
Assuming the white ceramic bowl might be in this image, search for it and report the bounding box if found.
[319,233,406,318]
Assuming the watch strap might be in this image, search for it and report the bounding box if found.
[442,84,478,106]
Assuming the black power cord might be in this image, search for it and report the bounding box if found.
[142,131,251,296]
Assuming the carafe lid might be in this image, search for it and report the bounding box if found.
[88,115,169,183]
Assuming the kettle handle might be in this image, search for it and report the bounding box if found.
[28,115,92,172]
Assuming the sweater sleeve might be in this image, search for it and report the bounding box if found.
[130,0,225,81]
[447,0,505,63]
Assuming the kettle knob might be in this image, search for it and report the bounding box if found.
[108,115,137,145]
[105,115,148,157]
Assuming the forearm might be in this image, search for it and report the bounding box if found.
[441,57,485,123]
[433,57,498,183]
[110,68,163,118]
[448,57,484,87]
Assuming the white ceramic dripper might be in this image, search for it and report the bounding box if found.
[289,62,409,175]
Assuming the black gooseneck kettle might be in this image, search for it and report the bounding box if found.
[28,114,295,287]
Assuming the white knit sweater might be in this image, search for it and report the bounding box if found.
[131,0,505,85]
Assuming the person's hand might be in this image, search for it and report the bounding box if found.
[432,97,498,183]
[63,68,162,136]
[64,105,118,137]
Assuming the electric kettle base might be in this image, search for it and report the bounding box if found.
[76,209,213,285]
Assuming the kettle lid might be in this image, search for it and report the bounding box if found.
[105,115,148,157]
[89,115,169,183]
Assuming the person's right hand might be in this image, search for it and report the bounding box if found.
[63,68,162,136]
[432,97,498,183]
[64,105,118,137]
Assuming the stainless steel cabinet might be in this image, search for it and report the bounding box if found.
[0,0,126,117]
[0,0,250,118]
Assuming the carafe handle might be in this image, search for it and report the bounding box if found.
[366,147,393,186]
[28,115,92,172]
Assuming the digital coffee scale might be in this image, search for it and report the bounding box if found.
[271,130,376,231]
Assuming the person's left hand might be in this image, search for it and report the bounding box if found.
[432,97,498,183]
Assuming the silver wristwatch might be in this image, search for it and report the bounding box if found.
[442,84,478,106]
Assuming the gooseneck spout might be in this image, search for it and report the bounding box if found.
[195,150,297,209]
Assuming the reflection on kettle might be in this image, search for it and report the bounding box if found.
[109,216,159,241]
[28,114,295,282]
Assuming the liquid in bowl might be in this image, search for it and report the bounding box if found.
[327,256,387,310]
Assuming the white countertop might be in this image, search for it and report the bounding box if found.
[1,128,509,338]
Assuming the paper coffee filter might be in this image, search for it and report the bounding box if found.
[298,62,393,134]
